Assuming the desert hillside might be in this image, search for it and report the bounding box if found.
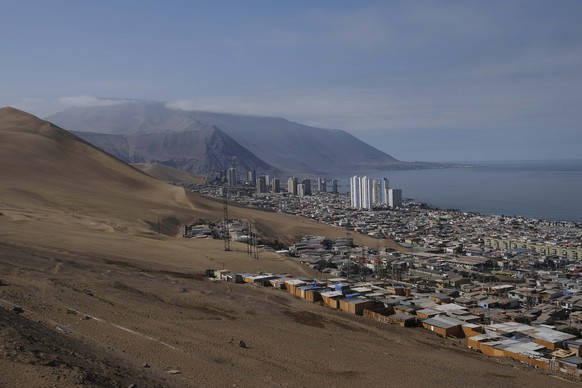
[0,107,577,387]
[0,106,195,237]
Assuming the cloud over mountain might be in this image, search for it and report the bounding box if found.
[46,100,419,176]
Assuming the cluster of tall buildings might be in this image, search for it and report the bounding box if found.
[220,167,341,197]
[349,175,402,209]
[287,177,338,196]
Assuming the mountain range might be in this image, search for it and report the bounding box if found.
[46,100,432,176]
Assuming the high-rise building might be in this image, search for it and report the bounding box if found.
[360,176,373,209]
[301,178,312,196]
[219,170,226,182]
[272,178,280,193]
[350,175,361,208]
[351,175,394,209]
[318,177,326,193]
[373,179,381,205]
[227,167,237,187]
[247,170,256,186]
[297,184,304,196]
[331,179,338,194]
[373,178,389,205]
[287,177,298,195]
[256,176,267,194]
[388,189,402,208]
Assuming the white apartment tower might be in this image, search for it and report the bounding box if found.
[351,176,394,209]
[360,176,373,209]
[350,175,361,208]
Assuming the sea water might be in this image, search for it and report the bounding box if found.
[338,159,582,222]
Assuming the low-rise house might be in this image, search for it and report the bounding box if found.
[386,313,417,327]
[567,340,582,356]
[508,288,540,305]
[462,323,483,337]
[385,285,411,296]
[339,298,376,315]
[540,289,564,301]
[558,356,582,375]
[433,303,468,315]
[449,311,482,324]
[431,294,453,304]
[454,296,475,307]
[285,279,307,295]
[468,334,550,369]
[421,316,465,338]
[270,276,294,289]
[485,322,576,350]
[243,274,280,286]
[321,290,344,309]
[416,308,441,320]
[489,284,515,296]
[297,285,326,301]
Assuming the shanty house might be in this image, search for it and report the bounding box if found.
[421,316,465,338]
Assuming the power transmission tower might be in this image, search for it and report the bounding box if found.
[254,227,259,260]
[250,221,259,260]
[247,221,251,256]
[223,187,230,251]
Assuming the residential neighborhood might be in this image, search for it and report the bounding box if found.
[186,180,582,378]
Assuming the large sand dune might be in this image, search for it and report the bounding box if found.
[0,107,577,387]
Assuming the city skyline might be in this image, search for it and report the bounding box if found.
[2,1,582,161]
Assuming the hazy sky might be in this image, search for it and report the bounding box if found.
[2,0,581,162]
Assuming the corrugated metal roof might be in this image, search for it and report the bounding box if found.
[389,313,416,320]
[422,316,465,329]
[486,322,577,343]
[560,356,582,365]
[320,290,343,298]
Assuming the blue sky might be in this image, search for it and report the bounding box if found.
[2,0,581,162]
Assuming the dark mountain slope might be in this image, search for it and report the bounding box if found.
[72,124,274,175]
[48,100,424,175]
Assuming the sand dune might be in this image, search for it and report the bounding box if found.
[0,107,577,387]
[0,107,195,237]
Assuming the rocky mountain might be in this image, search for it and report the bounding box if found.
[72,124,274,175]
[47,100,416,176]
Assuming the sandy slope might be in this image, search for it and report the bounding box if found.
[0,107,195,237]
[0,107,579,387]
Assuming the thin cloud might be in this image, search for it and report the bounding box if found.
[58,96,131,108]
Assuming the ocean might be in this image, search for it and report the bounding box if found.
[337,159,582,223]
